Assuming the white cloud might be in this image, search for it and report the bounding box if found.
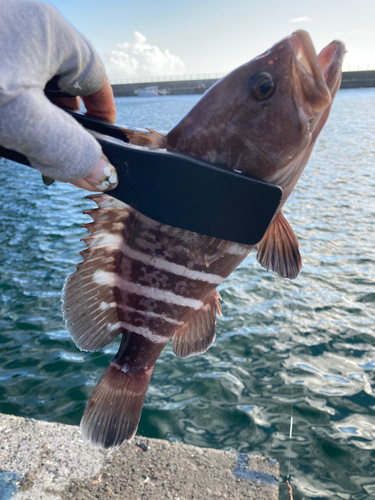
[103,31,186,80]
[290,16,312,23]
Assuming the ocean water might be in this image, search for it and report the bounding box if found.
[0,89,375,500]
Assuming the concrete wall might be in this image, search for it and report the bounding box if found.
[113,78,217,97]
[111,71,375,97]
[0,413,280,500]
[340,70,375,88]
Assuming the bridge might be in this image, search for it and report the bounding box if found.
[110,70,375,97]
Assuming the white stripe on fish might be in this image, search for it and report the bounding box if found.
[106,322,167,343]
[99,301,183,326]
[121,247,223,284]
[122,305,184,325]
[93,270,204,309]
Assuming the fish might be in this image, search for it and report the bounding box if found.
[62,30,345,449]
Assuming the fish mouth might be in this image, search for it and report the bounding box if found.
[291,30,345,114]
[317,39,346,96]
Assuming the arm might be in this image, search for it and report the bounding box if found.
[0,0,118,191]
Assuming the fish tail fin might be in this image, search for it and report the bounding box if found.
[81,362,151,449]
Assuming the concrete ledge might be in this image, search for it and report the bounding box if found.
[0,414,279,500]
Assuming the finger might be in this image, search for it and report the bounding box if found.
[47,5,107,99]
[0,87,117,186]
[73,154,118,192]
[38,7,117,121]
[49,96,81,111]
[50,89,118,191]
[81,76,117,122]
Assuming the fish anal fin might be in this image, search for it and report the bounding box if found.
[256,212,302,279]
[120,127,166,149]
[173,292,221,358]
[81,362,151,449]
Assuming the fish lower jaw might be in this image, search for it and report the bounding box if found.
[318,40,346,94]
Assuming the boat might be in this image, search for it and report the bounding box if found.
[134,86,160,97]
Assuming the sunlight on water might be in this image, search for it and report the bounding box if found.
[0,90,374,500]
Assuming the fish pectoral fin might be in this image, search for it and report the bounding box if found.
[172,291,222,358]
[256,212,302,280]
[120,127,166,149]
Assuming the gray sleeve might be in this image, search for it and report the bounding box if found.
[0,88,102,182]
[40,3,107,96]
[0,0,108,181]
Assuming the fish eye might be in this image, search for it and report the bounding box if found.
[247,72,276,101]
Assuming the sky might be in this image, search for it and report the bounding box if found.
[46,0,375,81]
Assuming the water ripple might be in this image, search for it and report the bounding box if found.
[0,90,375,499]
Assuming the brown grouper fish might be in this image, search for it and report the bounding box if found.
[62,30,345,449]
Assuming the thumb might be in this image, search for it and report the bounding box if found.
[0,87,117,186]
[73,154,118,192]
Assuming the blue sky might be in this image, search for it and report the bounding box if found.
[47,0,375,80]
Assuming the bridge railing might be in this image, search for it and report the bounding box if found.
[110,66,375,86]
[110,73,226,85]
[343,65,375,72]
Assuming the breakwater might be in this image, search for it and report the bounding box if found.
[0,414,279,500]
[112,77,212,97]
[340,70,375,88]
[111,70,375,97]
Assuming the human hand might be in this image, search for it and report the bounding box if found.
[0,0,118,192]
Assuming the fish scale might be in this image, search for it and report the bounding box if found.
[62,30,345,448]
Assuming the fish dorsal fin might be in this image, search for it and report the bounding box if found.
[62,194,133,351]
[120,127,166,149]
[173,291,222,358]
[256,212,302,279]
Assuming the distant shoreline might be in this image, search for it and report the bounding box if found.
[111,70,375,97]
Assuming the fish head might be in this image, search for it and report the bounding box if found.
[251,30,345,190]
[167,30,345,194]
